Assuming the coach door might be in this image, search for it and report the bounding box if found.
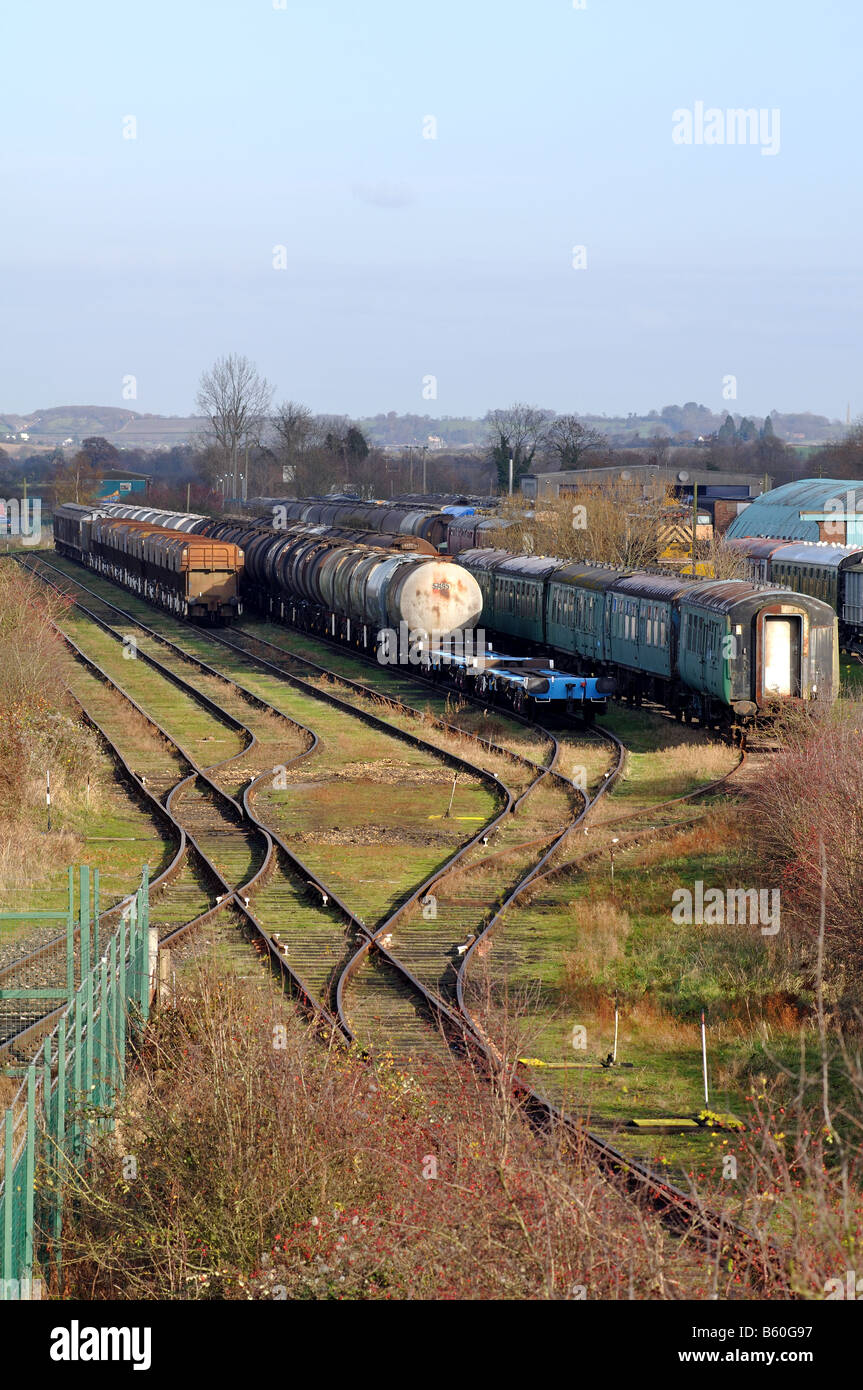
[761,614,801,698]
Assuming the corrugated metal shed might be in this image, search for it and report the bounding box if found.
[725,478,863,541]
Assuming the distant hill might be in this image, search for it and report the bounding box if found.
[358,407,845,450]
[0,406,201,449]
[0,402,847,456]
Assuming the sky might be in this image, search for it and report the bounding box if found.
[1,0,861,422]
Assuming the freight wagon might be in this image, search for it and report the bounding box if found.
[95,504,483,648]
[53,504,244,622]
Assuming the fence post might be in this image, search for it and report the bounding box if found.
[79,865,90,980]
[23,1066,36,1281]
[118,911,127,1073]
[84,964,94,1130]
[141,867,151,1021]
[116,922,126,1088]
[40,1035,54,1281]
[66,867,75,1006]
[93,868,100,962]
[148,925,159,1014]
[72,993,82,1161]
[99,951,109,1119]
[55,1023,66,1283]
[2,1107,12,1283]
[127,897,138,1019]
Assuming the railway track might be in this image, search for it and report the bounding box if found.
[16,557,512,1052]
[12,553,787,1282]
[10,560,361,1041]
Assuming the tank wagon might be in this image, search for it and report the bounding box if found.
[200,514,438,556]
[724,536,863,651]
[459,547,838,725]
[53,504,244,622]
[247,499,452,549]
[92,504,483,650]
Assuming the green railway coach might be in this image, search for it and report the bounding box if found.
[459,548,838,726]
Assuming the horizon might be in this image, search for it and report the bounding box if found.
[0,399,849,426]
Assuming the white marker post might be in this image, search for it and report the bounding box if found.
[445,774,458,819]
[613,1003,619,1064]
[701,1009,709,1106]
[46,769,51,832]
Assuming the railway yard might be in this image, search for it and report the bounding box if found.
[7,0,862,1343]
[3,518,839,1298]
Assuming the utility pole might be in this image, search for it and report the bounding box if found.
[690,480,698,575]
[186,481,191,512]
[508,457,514,496]
[422,446,428,493]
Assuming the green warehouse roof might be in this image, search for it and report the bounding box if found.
[725,478,863,541]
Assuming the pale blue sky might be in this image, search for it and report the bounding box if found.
[1,0,860,420]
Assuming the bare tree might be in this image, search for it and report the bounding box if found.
[268,401,316,494]
[485,403,553,492]
[196,354,273,499]
[497,478,675,568]
[546,415,607,470]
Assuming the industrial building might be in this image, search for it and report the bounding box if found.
[521,464,770,535]
[725,478,863,545]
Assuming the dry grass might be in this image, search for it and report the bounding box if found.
[633,809,744,868]
[561,900,632,1007]
[655,741,737,779]
[52,959,791,1300]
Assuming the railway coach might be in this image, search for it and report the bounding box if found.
[459,548,838,725]
[724,536,863,651]
[53,503,244,622]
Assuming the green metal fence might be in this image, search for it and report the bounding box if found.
[0,865,151,1299]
